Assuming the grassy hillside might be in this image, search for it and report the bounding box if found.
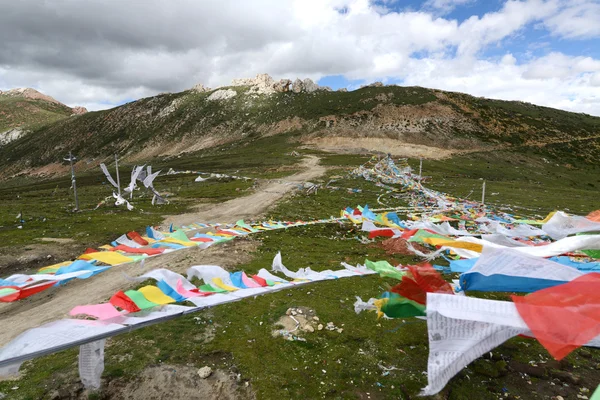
[1,150,599,400]
[0,96,74,133]
[1,85,599,176]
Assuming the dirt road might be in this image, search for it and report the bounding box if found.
[164,155,326,227]
[0,156,326,346]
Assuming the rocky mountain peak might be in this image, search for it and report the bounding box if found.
[0,87,87,115]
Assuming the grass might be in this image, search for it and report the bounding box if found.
[1,149,599,399]
[0,132,306,255]
[0,97,73,133]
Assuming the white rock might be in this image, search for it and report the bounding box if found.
[232,73,276,95]
[0,128,26,146]
[207,89,237,101]
[273,79,292,92]
[197,366,213,379]
[191,83,211,93]
[292,78,304,93]
[303,78,319,93]
[317,324,324,331]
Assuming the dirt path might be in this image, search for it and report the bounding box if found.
[164,155,326,227]
[0,156,326,347]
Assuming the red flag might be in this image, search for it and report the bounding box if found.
[127,231,149,246]
[391,263,453,305]
[110,290,141,312]
[512,273,600,360]
[368,229,395,239]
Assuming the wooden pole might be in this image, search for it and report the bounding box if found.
[68,151,79,211]
[482,180,486,205]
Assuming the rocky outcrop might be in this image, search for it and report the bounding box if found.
[191,83,211,93]
[303,79,319,93]
[337,88,348,92]
[273,79,292,93]
[361,82,384,88]
[71,106,88,115]
[0,128,26,145]
[292,79,304,93]
[207,89,237,101]
[229,74,331,95]
[231,73,276,95]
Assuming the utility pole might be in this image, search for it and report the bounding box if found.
[64,151,79,211]
[115,154,121,197]
[481,180,486,205]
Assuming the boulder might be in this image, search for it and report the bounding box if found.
[231,73,276,95]
[273,79,292,93]
[197,366,213,379]
[292,78,304,93]
[71,106,88,115]
[303,78,319,93]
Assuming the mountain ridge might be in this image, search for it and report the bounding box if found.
[0,88,88,142]
[0,76,598,179]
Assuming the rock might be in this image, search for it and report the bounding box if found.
[191,83,211,93]
[556,396,564,400]
[292,79,304,93]
[207,89,237,101]
[197,366,213,379]
[337,88,348,92]
[312,316,319,321]
[362,81,384,88]
[285,308,292,315]
[579,349,592,359]
[232,73,276,95]
[549,370,581,385]
[71,106,88,115]
[303,325,315,333]
[291,310,297,316]
[320,86,333,92]
[336,328,343,333]
[273,79,292,92]
[317,324,324,331]
[0,128,26,146]
[509,361,546,378]
[303,78,319,93]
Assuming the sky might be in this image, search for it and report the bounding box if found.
[0,0,599,115]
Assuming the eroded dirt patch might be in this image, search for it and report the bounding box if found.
[304,137,455,160]
[104,364,255,400]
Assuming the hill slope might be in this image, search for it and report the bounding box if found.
[1,79,599,177]
[0,88,87,144]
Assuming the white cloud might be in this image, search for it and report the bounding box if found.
[401,53,600,115]
[544,0,600,39]
[0,0,599,116]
